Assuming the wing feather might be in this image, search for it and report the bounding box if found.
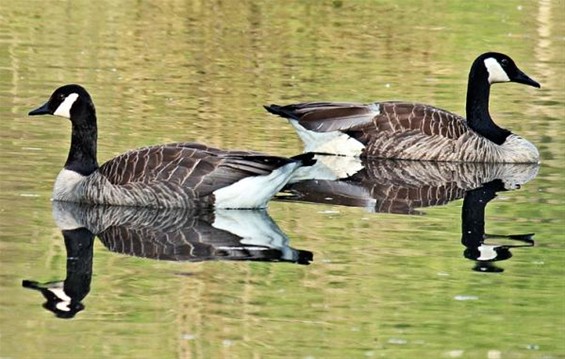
[97,143,297,196]
[266,102,378,132]
[266,101,470,140]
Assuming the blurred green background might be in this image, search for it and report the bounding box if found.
[1,1,563,358]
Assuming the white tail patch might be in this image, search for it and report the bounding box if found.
[290,120,365,156]
[54,93,79,118]
[212,210,298,261]
[213,161,301,209]
[484,58,510,84]
[289,154,363,183]
[213,210,288,246]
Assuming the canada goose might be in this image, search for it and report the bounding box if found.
[265,52,541,163]
[279,156,539,214]
[29,84,315,209]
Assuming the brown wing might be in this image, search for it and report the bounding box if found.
[164,142,264,157]
[97,143,296,196]
[265,102,378,132]
[373,102,469,138]
[266,101,470,142]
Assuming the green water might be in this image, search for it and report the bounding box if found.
[1,1,564,358]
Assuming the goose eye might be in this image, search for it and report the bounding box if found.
[500,58,509,67]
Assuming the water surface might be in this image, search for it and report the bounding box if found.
[1,1,564,358]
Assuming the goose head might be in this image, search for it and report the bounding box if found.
[475,52,540,88]
[29,84,95,122]
[29,84,99,175]
[464,53,540,145]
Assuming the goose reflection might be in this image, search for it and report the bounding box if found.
[282,155,539,214]
[23,203,313,318]
[23,227,94,319]
[282,156,538,271]
[462,179,534,273]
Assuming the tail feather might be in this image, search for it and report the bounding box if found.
[265,102,356,121]
[264,104,300,120]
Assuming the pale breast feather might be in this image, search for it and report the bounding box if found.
[53,169,88,201]
[497,135,540,163]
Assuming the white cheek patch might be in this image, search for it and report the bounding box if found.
[484,58,510,84]
[53,93,79,118]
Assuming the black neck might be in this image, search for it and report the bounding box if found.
[65,105,99,176]
[62,228,95,302]
[465,67,511,145]
[461,180,505,247]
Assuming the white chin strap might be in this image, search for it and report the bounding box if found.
[484,58,510,84]
[53,93,79,118]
